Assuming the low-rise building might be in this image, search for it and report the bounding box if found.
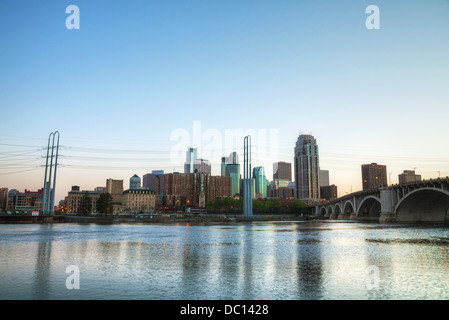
[120,189,156,213]
[267,179,295,199]
[14,189,44,212]
[67,187,102,214]
[398,170,422,184]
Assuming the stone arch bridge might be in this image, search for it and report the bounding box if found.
[315,177,449,223]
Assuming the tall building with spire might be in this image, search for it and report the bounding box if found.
[294,134,320,201]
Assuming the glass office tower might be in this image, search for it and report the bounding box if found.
[184,147,198,174]
[225,163,240,196]
[253,166,267,198]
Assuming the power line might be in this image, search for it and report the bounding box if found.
[0,156,42,162]
[1,137,447,177]
[0,150,44,159]
[0,143,45,148]
[0,168,41,176]
[64,146,171,155]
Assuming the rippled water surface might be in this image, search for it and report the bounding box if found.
[1,221,448,300]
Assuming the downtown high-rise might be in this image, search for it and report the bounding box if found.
[273,162,292,181]
[194,158,211,174]
[184,147,198,174]
[361,163,387,190]
[294,134,320,201]
[253,166,267,198]
[221,152,240,196]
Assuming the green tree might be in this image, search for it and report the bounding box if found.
[78,192,92,216]
[291,199,307,212]
[234,198,243,213]
[207,197,240,213]
[252,199,267,214]
[266,198,281,213]
[222,197,234,212]
[212,198,223,212]
[96,192,113,215]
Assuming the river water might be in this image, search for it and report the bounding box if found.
[0,221,448,300]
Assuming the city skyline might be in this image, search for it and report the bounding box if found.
[2,134,447,206]
[1,1,449,203]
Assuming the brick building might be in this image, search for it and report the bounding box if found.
[162,172,231,209]
[362,163,387,191]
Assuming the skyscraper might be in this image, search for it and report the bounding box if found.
[253,166,267,198]
[143,170,165,191]
[294,134,320,201]
[184,147,198,174]
[319,170,329,187]
[221,157,227,176]
[225,164,241,196]
[227,152,239,165]
[361,163,387,191]
[273,162,292,181]
[320,185,338,200]
[221,152,241,196]
[221,152,239,175]
[143,170,165,208]
[194,158,211,174]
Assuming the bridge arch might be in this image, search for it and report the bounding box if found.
[333,203,342,219]
[327,206,333,218]
[395,188,449,223]
[357,196,381,219]
[341,200,355,219]
[319,206,327,217]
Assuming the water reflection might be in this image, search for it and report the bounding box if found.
[32,225,57,300]
[33,242,52,299]
[363,226,390,300]
[294,222,324,299]
[1,222,449,299]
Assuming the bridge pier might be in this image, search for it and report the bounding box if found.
[337,212,349,220]
[379,188,396,223]
[379,212,396,223]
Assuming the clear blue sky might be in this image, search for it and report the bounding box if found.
[1,0,449,202]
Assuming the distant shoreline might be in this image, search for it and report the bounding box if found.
[0,213,311,224]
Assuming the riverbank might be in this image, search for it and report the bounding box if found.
[0,213,310,224]
[0,214,65,224]
[63,213,310,224]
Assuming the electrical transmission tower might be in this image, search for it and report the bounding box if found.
[42,131,60,215]
[243,135,253,218]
